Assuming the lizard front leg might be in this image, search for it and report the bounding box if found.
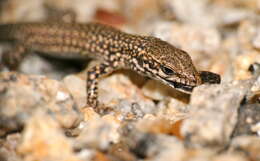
[86,62,119,110]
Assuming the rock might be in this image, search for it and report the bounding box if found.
[121,126,185,159]
[156,98,188,121]
[181,79,255,148]
[0,0,45,22]
[150,22,221,56]
[99,73,154,111]
[238,20,260,50]
[120,125,249,161]
[231,103,260,137]
[229,136,260,161]
[63,75,87,108]
[251,71,260,92]
[17,110,82,161]
[74,115,120,151]
[20,54,81,80]
[211,153,248,161]
[234,51,260,80]
[0,133,23,161]
[135,116,184,139]
[0,72,82,136]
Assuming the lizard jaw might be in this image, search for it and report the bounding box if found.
[165,79,195,93]
[163,71,221,93]
[156,75,196,93]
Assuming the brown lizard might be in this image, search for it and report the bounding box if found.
[0,22,220,109]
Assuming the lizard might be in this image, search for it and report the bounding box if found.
[0,22,220,110]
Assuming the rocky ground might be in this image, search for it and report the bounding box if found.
[0,0,259,161]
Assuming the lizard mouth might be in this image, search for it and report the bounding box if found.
[165,80,195,93]
[164,71,221,93]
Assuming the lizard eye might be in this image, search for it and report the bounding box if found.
[161,66,175,75]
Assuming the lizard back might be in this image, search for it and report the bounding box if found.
[0,22,127,59]
[0,22,204,90]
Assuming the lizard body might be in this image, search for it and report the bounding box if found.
[0,22,204,108]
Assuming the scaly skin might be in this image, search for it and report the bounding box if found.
[0,22,203,108]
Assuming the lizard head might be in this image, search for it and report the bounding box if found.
[136,37,202,93]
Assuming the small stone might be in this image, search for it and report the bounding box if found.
[212,153,248,161]
[238,20,260,50]
[234,51,260,80]
[63,75,86,108]
[142,80,170,101]
[252,31,260,49]
[156,98,188,121]
[231,103,260,137]
[121,126,185,159]
[18,110,82,161]
[56,91,70,102]
[251,75,260,92]
[251,122,260,136]
[230,136,260,161]
[81,107,100,122]
[99,73,156,114]
[135,117,184,139]
[75,116,120,151]
[0,133,22,161]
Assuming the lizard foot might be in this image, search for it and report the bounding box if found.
[83,103,114,115]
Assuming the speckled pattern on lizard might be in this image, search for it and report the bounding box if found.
[0,22,220,110]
